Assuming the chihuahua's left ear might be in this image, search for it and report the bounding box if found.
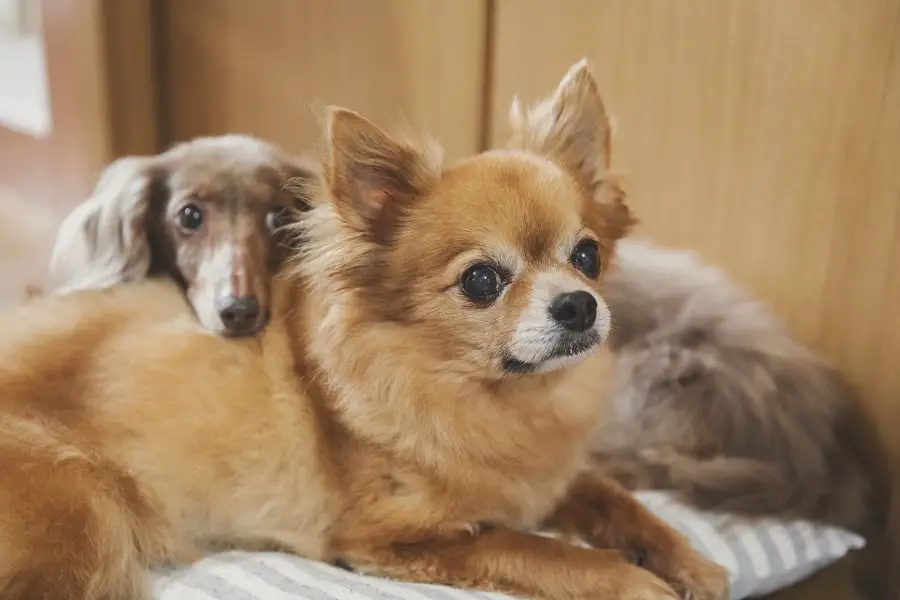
[324,107,440,242]
[509,59,633,237]
[508,59,612,192]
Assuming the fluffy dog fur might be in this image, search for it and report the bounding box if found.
[590,238,886,535]
[0,63,728,600]
[47,135,314,336]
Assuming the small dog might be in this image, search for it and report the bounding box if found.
[47,135,315,337]
[590,238,886,535]
[0,62,728,600]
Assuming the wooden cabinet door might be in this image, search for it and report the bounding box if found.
[159,0,488,162]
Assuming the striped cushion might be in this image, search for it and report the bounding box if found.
[634,491,864,598]
[152,491,864,600]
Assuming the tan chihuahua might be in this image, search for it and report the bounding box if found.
[0,62,727,600]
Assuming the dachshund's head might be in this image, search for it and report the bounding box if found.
[48,135,318,337]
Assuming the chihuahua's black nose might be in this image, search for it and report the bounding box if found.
[549,291,597,332]
[217,295,261,335]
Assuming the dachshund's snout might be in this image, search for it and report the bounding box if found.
[216,295,265,337]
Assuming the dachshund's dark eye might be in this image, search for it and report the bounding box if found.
[178,204,204,232]
[266,207,294,231]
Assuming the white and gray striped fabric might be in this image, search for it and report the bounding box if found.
[152,491,864,600]
[635,491,864,598]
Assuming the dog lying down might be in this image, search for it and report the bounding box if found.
[46,135,315,337]
[592,239,886,538]
[43,133,881,538]
[0,62,729,600]
[42,128,882,546]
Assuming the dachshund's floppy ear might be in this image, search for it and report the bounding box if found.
[269,155,322,252]
[277,153,321,212]
[48,156,162,293]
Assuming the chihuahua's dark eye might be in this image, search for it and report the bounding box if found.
[267,207,293,230]
[178,203,203,232]
[461,264,501,303]
[571,239,601,278]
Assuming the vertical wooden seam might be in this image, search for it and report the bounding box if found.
[478,0,496,152]
[100,0,161,156]
[150,0,173,150]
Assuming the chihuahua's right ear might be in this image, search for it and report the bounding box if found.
[324,107,441,242]
[48,156,161,293]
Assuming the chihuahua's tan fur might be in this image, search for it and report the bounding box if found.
[0,63,727,600]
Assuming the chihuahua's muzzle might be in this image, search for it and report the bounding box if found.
[504,275,611,374]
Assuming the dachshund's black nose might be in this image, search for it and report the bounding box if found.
[217,295,261,336]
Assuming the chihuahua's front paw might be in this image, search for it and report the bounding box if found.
[600,564,680,600]
[645,540,729,600]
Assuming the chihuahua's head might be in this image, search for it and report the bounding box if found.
[303,61,634,379]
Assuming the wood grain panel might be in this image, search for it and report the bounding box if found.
[490,0,900,413]
[160,0,487,162]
